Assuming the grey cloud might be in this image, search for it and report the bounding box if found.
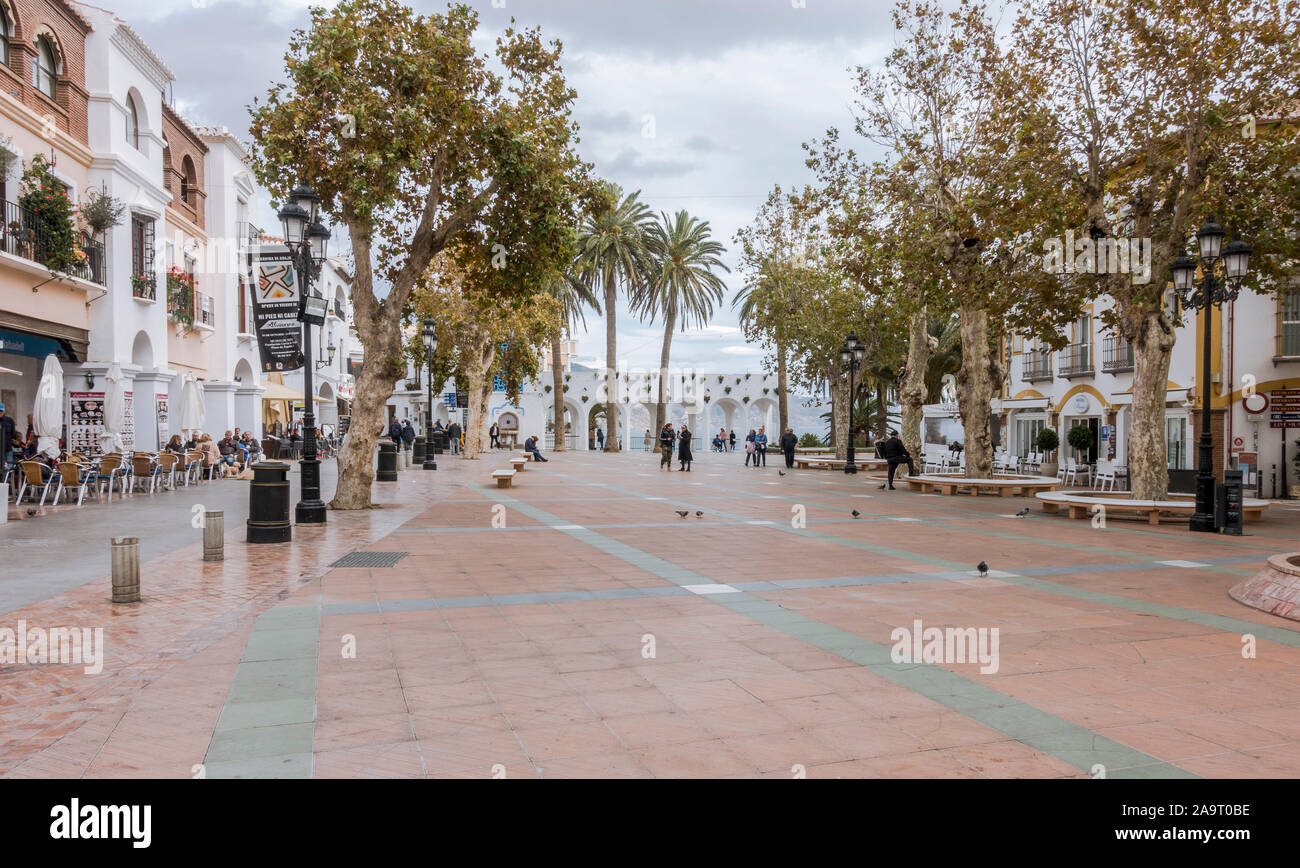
[602,147,696,181]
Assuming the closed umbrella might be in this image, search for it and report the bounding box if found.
[179,374,205,439]
[32,354,63,460]
[99,362,126,454]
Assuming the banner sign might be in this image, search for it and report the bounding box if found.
[250,247,304,373]
[68,391,134,457]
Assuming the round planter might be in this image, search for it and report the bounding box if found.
[1229,552,1300,622]
[1039,461,1059,478]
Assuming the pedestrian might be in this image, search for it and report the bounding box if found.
[744,429,757,467]
[596,427,605,449]
[523,434,548,462]
[729,429,736,452]
[879,429,917,490]
[401,419,416,452]
[447,419,462,455]
[678,423,693,471]
[659,423,675,470]
[0,402,15,473]
[643,429,652,451]
[387,416,402,444]
[718,428,727,452]
[755,426,768,467]
[779,427,798,469]
[489,422,500,449]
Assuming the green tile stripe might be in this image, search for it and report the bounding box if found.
[480,483,1192,779]
[204,605,319,779]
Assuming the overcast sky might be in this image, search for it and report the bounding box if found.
[116,0,896,373]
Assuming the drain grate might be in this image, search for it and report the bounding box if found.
[330,551,409,568]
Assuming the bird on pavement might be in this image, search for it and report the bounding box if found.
[1015,507,1030,517]
[851,510,861,519]
[977,561,989,577]
[778,470,786,476]
[695,511,703,518]
[675,510,689,519]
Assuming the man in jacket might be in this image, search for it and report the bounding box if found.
[489,422,500,449]
[658,423,676,470]
[401,420,416,451]
[880,429,916,490]
[779,427,798,468]
[388,417,403,444]
[755,426,769,467]
[447,420,462,455]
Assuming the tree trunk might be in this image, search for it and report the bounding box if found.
[1124,302,1175,500]
[777,342,789,433]
[875,382,887,442]
[956,303,999,479]
[461,335,494,460]
[830,373,849,460]
[550,330,566,451]
[603,271,620,451]
[900,306,929,462]
[654,302,677,433]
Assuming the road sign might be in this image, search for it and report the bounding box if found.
[1243,393,1269,414]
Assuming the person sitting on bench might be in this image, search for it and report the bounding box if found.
[523,434,548,462]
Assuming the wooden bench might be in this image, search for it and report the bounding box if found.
[492,469,516,489]
[1036,491,1268,524]
[905,474,1061,497]
[509,457,527,472]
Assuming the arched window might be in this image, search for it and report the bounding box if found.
[34,35,57,99]
[180,155,196,205]
[126,94,140,150]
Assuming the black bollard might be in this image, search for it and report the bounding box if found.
[376,441,399,482]
[247,462,292,543]
[431,430,447,455]
[412,435,426,465]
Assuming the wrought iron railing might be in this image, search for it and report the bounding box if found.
[1059,342,1093,376]
[1102,335,1134,372]
[1,199,106,285]
[1023,349,1052,382]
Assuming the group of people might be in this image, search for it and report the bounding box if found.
[163,428,262,477]
[656,423,694,471]
[389,417,463,455]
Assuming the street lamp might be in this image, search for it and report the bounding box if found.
[277,185,331,525]
[840,332,866,474]
[422,317,438,470]
[1170,218,1251,533]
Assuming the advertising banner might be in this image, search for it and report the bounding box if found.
[250,247,304,373]
[68,391,134,457]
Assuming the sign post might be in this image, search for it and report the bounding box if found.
[1270,389,1300,498]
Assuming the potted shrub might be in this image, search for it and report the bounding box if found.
[724,386,731,394]
[1067,424,1094,464]
[1036,427,1060,477]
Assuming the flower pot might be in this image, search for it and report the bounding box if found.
[1039,461,1058,478]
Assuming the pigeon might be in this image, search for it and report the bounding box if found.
[778,470,786,476]
[675,510,689,519]
[1015,507,1030,517]
[26,508,38,516]
[695,511,704,518]
[977,561,989,577]
[851,510,861,519]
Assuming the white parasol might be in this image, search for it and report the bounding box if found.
[32,354,63,459]
[178,373,206,439]
[99,362,126,454]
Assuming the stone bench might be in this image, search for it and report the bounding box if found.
[1035,491,1268,524]
[509,457,527,472]
[906,474,1061,497]
[492,469,517,489]
[794,456,888,471]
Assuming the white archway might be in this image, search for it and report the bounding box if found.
[131,330,153,369]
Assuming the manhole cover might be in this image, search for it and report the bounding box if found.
[330,551,409,568]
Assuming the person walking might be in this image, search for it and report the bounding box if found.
[779,427,798,469]
[658,423,676,471]
[400,419,415,456]
[447,419,462,455]
[744,429,757,467]
[387,417,403,445]
[755,426,768,467]
[729,429,736,452]
[643,429,652,451]
[0,402,15,473]
[677,423,693,471]
[489,422,500,449]
[879,429,917,490]
[596,427,605,450]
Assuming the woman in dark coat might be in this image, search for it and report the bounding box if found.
[677,424,693,471]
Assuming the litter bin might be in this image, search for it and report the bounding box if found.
[377,441,399,482]
[247,461,292,543]
[412,435,426,465]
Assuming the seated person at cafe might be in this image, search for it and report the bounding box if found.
[218,431,243,470]
[164,435,187,455]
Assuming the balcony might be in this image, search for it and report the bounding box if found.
[1102,335,1134,373]
[2,199,107,285]
[1023,350,1052,382]
[1059,342,1094,378]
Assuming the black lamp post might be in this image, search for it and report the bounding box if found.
[1170,218,1251,533]
[839,332,866,475]
[422,317,438,470]
[277,184,331,525]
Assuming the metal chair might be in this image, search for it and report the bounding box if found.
[53,460,92,506]
[15,460,58,507]
[93,455,127,502]
[131,455,163,494]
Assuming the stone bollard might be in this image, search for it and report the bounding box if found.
[0,483,7,524]
[110,537,141,603]
[376,441,399,482]
[203,510,225,561]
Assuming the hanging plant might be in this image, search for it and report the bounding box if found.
[724,386,732,394]
[79,187,126,236]
[735,377,741,384]
[763,387,770,395]
[703,395,711,403]
[18,155,78,274]
[544,385,552,393]
[581,395,589,403]
[562,384,569,392]
[745,373,751,380]
[717,375,723,383]
[565,374,571,382]
[166,267,195,328]
[742,396,750,404]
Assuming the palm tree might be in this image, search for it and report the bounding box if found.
[637,210,730,432]
[924,316,962,404]
[546,264,600,451]
[575,185,654,451]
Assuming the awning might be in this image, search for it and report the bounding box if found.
[1000,398,1050,409]
[0,365,21,375]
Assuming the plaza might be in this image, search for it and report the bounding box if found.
[3,450,1300,779]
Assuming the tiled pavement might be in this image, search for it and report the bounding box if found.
[4,450,1300,778]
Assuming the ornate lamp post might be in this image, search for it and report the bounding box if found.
[839,332,865,475]
[277,184,331,525]
[1170,218,1251,533]
[422,317,438,471]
